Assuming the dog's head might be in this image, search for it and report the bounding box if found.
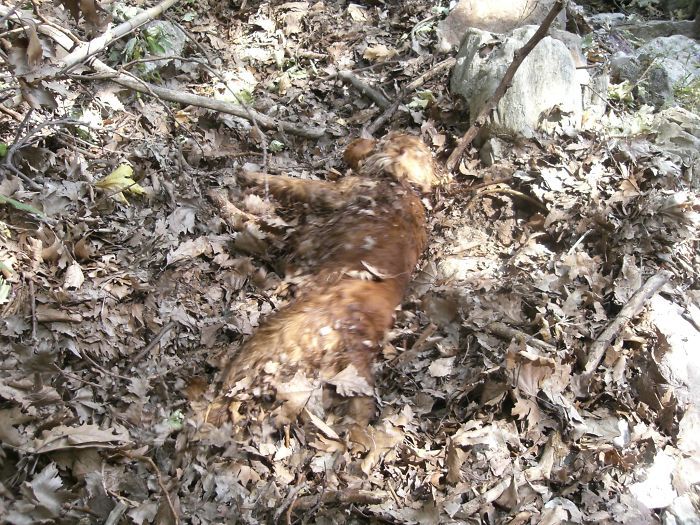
[343,134,444,193]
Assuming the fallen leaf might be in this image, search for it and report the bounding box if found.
[33,424,132,453]
[363,44,397,61]
[63,261,84,289]
[95,164,145,205]
[327,364,374,396]
[428,357,455,378]
[347,4,367,21]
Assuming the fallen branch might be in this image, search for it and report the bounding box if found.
[0,5,325,139]
[391,323,437,367]
[581,270,672,382]
[445,0,565,171]
[337,70,390,109]
[133,321,176,363]
[104,501,128,525]
[487,321,557,353]
[118,451,179,525]
[364,57,456,136]
[293,489,389,511]
[94,61,324,138]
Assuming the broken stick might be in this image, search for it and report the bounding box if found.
[364,57,456,137]
[0,5,325,139]
[445,0,565,171]
[582,270,672,381]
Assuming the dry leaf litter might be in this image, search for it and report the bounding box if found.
[0,1,699,524]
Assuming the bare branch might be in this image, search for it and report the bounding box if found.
[365,57,456,137]
[0,4,326,139]
[581,270,672,382]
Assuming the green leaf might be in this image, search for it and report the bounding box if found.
[0,194,45,218]
[146,36,166,55]
[123,37,139,61]
[236,89,254,105]
[0,143,7,158]
[408,90,436,110]
[269,140,285,153]
[165,410,185,430]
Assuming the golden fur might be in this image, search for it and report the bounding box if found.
[206,134,440,427]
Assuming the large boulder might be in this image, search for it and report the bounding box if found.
[451,26,586,139]
[436,0,565,52]
[637,35,700,85]
[610,35,700,108]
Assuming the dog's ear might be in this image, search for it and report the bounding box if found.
[343,138,377,170]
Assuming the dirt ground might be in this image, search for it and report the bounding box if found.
[0,0,699,523]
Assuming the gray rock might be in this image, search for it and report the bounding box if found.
[643,64,676,107]
[652,107,700,184]
[587,12,627,28]
[111,3,186,75]
[436,0,565,52]
[610,52,642,82]
[617,20,697,41]
[661,0,698,18]
[609,35,699,108]
[479,137,508,166]
[583,67,610,120]
[637,35,700,85]
[451,26,583,138]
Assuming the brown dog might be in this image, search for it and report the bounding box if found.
[206,134,441,427]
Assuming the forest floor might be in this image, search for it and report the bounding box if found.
[0,0,699,523]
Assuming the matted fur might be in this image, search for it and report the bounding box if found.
[205,134,440,427]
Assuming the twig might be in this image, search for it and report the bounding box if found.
[460,477,512,516]
[568,229,592,254]
[29,2,82,46]
[337,70,390,109]
[54,364,106,390]
[460,176,514,193]
[391,323,437,367]
[0,3,18,26]
[581,270,671,382]
[104,501,128,525]
[92,53,268,167]
[83,352,132,382]
[293,489,389,511]
[28,277,37,341]
[446,0,565,171]
[0,104,22,121]
[133,321,176,363]
[475,187,548,212]
[119,451,179,525]
[274,482,306,523]
[0,5,325,139]
[164,15,215,65]
[5,117,86,188]
[365,57,456,136]
[487,321,557,353]
[94,60,324,138]
[192,59,268,170]
[319,60,399,81]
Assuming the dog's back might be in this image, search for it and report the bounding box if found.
[205,134,438,427]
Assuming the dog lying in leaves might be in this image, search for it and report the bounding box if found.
[206,134,441,428]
